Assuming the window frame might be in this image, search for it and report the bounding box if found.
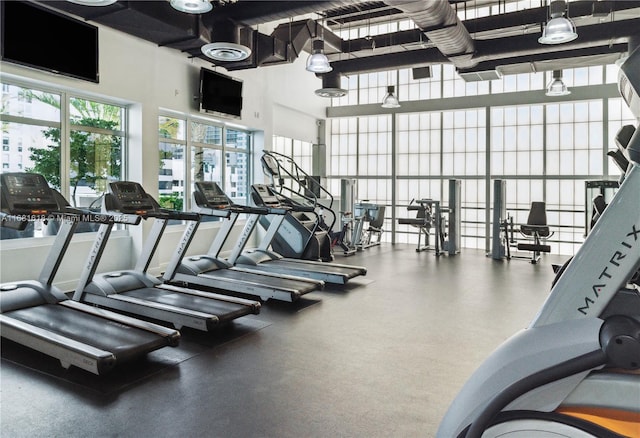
[1,77,129,240]
[158,111,253,215]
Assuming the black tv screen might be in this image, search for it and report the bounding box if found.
[200,68,243,119]
[1,1,99,83]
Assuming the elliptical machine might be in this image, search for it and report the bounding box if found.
[438,49,640,438]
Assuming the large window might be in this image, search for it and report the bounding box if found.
[1,81,126,238]
[158,116,186,211]
[272,136,313,173]
[327,65,628,256]
[157,115,251,212]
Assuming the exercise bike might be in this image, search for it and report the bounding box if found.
[438,48,640,438]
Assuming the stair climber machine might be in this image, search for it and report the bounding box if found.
[437,48,640,438]
[260,151,336,262]
[73,181,261,332]
[230,183,367,285]
[161,181,324,303]
[0,173,180,375]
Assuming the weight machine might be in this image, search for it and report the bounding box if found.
[352,201,385,250]
[334,179,386,253]
[490,180,553,264]
[398,179,461,256]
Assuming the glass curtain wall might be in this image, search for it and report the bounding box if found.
[327,66,632,255]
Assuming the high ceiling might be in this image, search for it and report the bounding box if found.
[37,0,640,84]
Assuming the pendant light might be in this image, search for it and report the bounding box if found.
[381,85,401,108]
[306,19,332,74]
[545,70,571,96]
[539,0,578,44]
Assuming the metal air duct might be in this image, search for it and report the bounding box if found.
[384,0,477,69]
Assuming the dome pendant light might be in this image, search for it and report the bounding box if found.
[306,40,332,74]
[539,0,577,44]
[381,86,401,108]
[170,0,212,14]
[545,70,571,96]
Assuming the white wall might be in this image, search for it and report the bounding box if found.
[0,16,328,287]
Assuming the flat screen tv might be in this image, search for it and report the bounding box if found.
[1,1,99,83]
[199,68,243,119]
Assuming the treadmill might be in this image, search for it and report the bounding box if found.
[228,184,367,285]
[0,173,180,375]
[73,181,261,331]
[162,181,324,302]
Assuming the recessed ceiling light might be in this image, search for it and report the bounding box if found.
[170,0,212,14]
[315,88,347,98]
[66,0,118,6]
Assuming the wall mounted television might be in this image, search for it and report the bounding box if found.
[199,68,243,119]
[1,1,99,83]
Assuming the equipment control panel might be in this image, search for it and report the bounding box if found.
[108,181,156,213]
[195,181,231,207]
[0,172,58,215]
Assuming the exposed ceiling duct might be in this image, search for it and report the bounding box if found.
[383,0,476,69]
[201,0,353,26]
[200,19,252,61]
[330,47,447,76]
[29,0,640,89]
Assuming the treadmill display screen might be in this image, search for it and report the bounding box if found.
[108,182,156,213]
[2,173,50,198]
[7,174,40,188]
[117,183,139,195]
[196,182,229,206]
[0,172,57,214]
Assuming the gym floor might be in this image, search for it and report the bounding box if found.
[0,244,566,437]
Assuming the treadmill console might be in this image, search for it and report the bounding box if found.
[194,181,231,208]
[618,46,640,164]
[261,154,280,177]
[251,184,283,208]
[108,181,156,213]
[0,172,58,215]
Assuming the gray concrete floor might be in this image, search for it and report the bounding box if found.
[0,245,565,437]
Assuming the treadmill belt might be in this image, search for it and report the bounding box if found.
[123,287,254,323]
[208,268,319,294]
[5,304,168,363]
[265,260,364,278]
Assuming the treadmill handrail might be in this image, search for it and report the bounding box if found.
[263,206,291,215]
[193,201,269,217]
[58,207,142,226]
[158,208,200,222]
[0,212,29,230]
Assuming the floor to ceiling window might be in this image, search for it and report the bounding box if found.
[326,65,632,256]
